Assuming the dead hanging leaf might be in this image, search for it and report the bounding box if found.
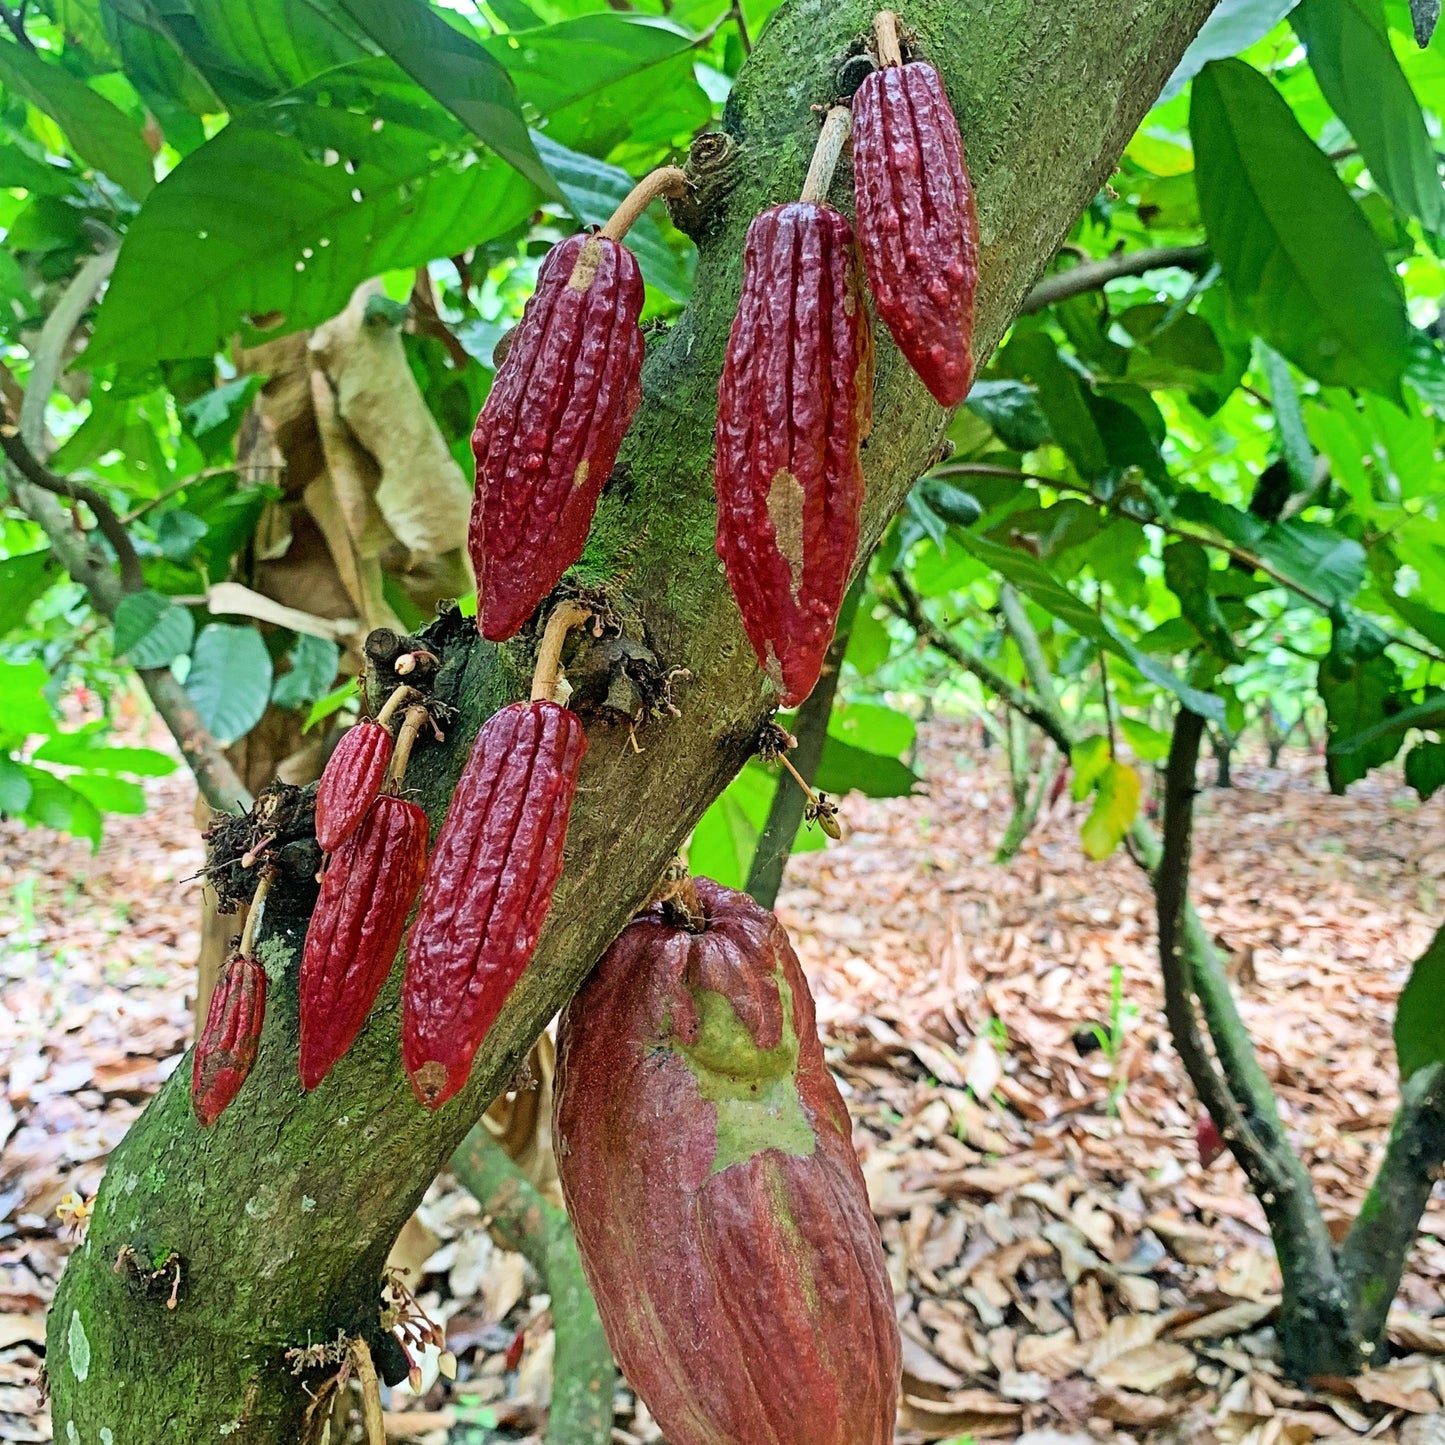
[310,281,474,566]
[206,582,357,642]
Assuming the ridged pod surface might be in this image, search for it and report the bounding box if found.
[402,700,588,1108]
[715,202,872,708]
[554,879,900,1445]
[298,795,430,1091]
[191,954,267,1128]
[852,60,979,406]
[314,720,392,854]
[470,233,645,643]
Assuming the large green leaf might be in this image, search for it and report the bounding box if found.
[0,37,154,197]
[0,659,57,739]
[334,0,557,198]
[954,531,1225,721]
[1162,0,1301,101]
[965,380,1051,452]
[998,329,1107,478]
[1404,739,1445,800]
[137,0,367,110]
[0,755,32,814]
[185,623,273,744]
[686,763,776,889]
[485,15,708,155]
[32,732,178,775]
[1293,0,1445,233]
[86,97,541,363]
[827,702,916,758]
[0,549,56,633]
[1317,610,1405,790]
[814,739,917,799]
[1190,59,1409,396]
[1256,342,1316,489]
[114,590,195,667]
[1164,540,1242,661]
[272,634,340,710]
[67,772,148,815]
[1395,925,1445,1079]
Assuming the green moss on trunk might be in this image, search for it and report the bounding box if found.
[46,1,1220,1436]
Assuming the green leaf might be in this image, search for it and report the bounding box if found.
[1404,739,1445,801]
[1119,716,1172,762]
[20,767,103,846]
[185,623,273,745]
[303,676,360,732]
[86,95,541,364]
[964,379,1051,452]
[484,14,707,156]
[184,374,267,452]
[1071,735,1112,800]
[1080,760,1141,861]
[31,735,177,775]
[814,738,918,799]
[333,0,558,199]
[114,590,196,668]
[1256,342,1316,489]
[0,755,32,814]
[997,330,1107,478]
[953,531,1225,720]
[0,549,55,633]
[0,659,56,738]
[0,38,154,197]
[1328,691,1445,755]
[1395,924,1445,1079]
[154,510,208,563]
[1318,610,1405,790]
[1164,540,1242,661]
[66,772,148,815]
[1162,0,1302,102]
[1293,0,1445,233]
[845,607,891,678]
[529,133,692,302]
[1381,593,1445,652]
[828,702,916,758]
[1190,59,1409,397]
[686,764,776,889]
[273,634,341,710]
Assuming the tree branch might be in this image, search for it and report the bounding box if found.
[46,1,1230,1431]
[888,570,1073,752]
[2,250,252,815]
[0,429,144,592]
[450,1129,615,1445]
[1338,1061,1445,1345]
[1019,244,1210,314]
[997,582,1072,740]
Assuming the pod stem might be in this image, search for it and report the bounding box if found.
[872,10,904,67]
[387,704,432,783]
[799,105,852,204]
[530,600,592,703]
[776,753,844,841]
[376,684,418,729]
[599,165,690,242]
[650,862,706,932]
[238,871,274,958]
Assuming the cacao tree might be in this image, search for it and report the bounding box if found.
[2,0,1443,1434]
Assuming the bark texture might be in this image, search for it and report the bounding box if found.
[45,1,1219,1437]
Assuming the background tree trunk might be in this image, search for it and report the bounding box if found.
[44,1,1219,1437]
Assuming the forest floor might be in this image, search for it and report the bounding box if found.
[2,720,1443,1444]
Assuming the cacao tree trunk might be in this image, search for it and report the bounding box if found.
[44,2,1219,1437]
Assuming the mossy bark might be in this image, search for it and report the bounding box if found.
[45,1,1219,1438]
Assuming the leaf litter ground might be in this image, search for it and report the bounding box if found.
[2,721,1443,1443]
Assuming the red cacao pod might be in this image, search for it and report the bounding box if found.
[314,720,392,854]
[469,233,645,643]
[402,700,588,1108]
[852,59,979,406]
[554,878,900,1445]
[298,794,430,1090]
[715,202,871,708]
[192,953,266,1128]
[1196,1113,1227,1168]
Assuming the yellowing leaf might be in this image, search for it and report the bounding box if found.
[1080,761,1141,861]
